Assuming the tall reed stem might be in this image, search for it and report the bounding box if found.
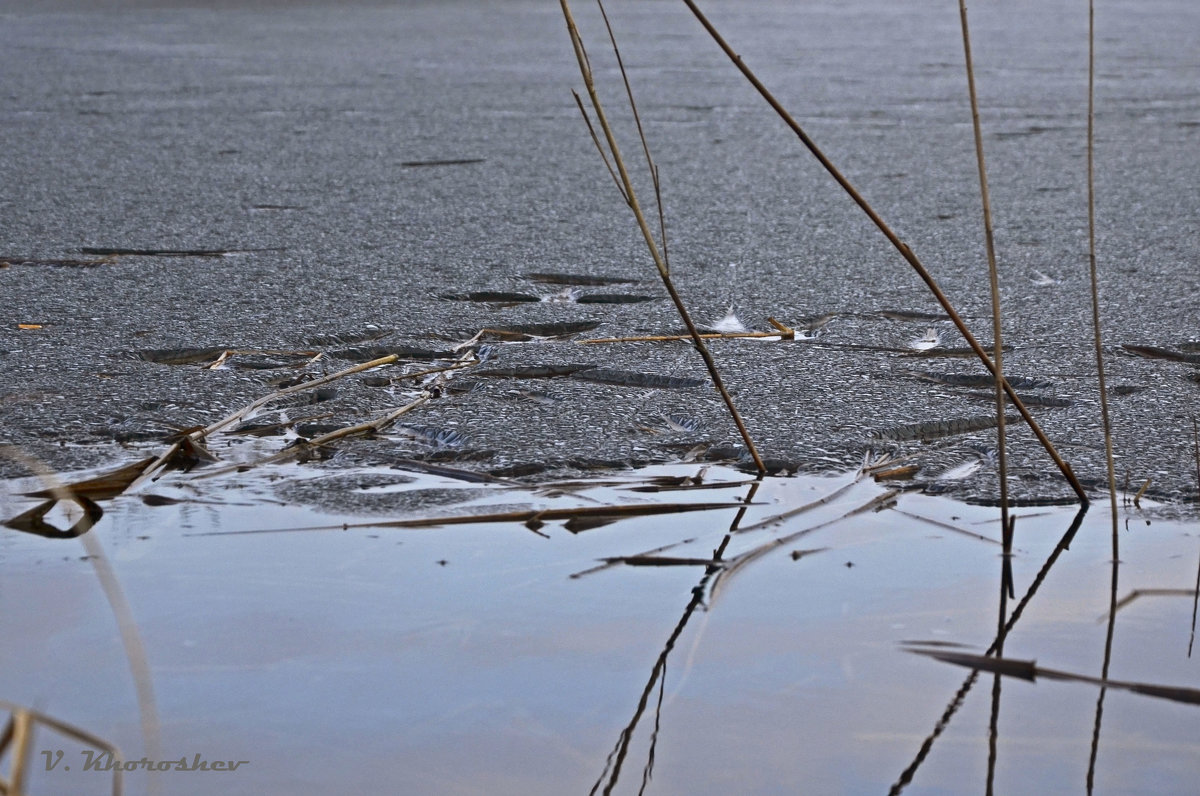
[957,0,1011,549]
[561,0,766,473]
[1086,0,1119,551]
[679,0,1087,504]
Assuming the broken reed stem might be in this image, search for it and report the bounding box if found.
[201,353,400,437]
[197,393,431,478]
[679,0,1086,504]
[1086,0,1120,553]
[561,0,766,473]
[128,354,401,490]
[957,0,1011,541]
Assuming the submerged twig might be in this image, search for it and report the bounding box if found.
[679,0,1086,503]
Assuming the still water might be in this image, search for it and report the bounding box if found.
[2,461,1197,795]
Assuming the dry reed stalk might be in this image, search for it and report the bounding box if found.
[560,0,766,473]
[127,353,401,491]
[196,393,431,478]
[957,0,1011,543]
[1085,0,1120,558]
[0,701,125,796]
[679,0,1087,504]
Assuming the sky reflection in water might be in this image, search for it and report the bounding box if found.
[1,463,1198,795]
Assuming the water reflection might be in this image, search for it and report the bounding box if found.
[890,506,1087,794]
[590,481,760,795]
[2,463,1198,794]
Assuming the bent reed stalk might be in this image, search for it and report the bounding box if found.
[560,0,766,474]
[679,0,1087,504]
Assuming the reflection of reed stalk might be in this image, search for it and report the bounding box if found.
[559,0,766,474]
[957,0,1011,557]
[1085,0,1119,552]
[679,0,1087,504]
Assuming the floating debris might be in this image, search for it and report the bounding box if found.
[708,308,750,333]
[191,501,744,536]
[906,646,1200,706]
[908,328,942,351]
[21,456,157,501]
[1029,269,1058,286]
[872,464,920,481]
[136,348,316,367]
